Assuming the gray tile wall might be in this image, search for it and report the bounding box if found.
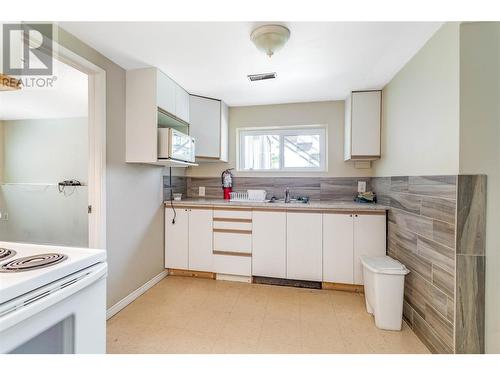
[455,175,486,354]
[372,175,486,354]
[372,175,457,353]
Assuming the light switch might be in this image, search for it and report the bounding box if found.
[357,181,366,193]
[199,186,206,197]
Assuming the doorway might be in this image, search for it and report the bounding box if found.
[0,35,106,249]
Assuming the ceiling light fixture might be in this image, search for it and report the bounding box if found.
[250,25,290,58]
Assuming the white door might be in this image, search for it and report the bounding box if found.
[286,212,323,281]
[188,208,213,272]
[252,210,286,278]
[323,213,354,284]
[165,207,189,269]
[353,213,386,284]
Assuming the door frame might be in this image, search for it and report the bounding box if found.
[53,40,107,249]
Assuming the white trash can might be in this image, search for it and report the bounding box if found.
[361,255,410,331]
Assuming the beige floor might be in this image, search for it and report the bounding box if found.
[107,276,430,354]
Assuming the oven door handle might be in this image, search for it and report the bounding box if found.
[0,262,107,333]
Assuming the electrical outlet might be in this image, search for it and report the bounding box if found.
[357,181,367,193]
[199,186,206,197]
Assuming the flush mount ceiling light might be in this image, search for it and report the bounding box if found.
[250,25,290,57]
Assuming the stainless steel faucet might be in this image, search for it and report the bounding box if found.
[284,187,291,203]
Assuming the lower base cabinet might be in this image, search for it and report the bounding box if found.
[165,207,213,272]
[323,213,355,284]
[165,206,387,284]
[252,210,286,278]
[286,211,323,282]
[165,207,189,269]
[353,214,386,284]
[213,253,251,276]
[188,208,213,272]
[323,212,386,285]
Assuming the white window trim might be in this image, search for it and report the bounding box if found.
[237,125,327,172]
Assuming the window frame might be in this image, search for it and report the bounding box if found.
[237,125,327,172]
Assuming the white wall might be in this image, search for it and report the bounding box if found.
[187,100,372,178]
[458,22,500,354]
[2,118,87,183]
[0,118,88,247]
[56,26,166,308]
[0,121,3,180]
[374,23,460,177]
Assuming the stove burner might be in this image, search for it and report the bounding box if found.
[0,253,67,273]
[0,248,16,262]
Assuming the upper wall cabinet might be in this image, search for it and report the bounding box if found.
[189,95,229,162]
[126,68,192,165]
[344,90,381,161]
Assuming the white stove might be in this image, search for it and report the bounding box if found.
[0,241,107,354]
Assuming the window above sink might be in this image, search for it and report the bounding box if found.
[237,126,327,172]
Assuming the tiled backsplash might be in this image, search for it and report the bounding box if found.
[163,174,486,354]
[164,176,371,202]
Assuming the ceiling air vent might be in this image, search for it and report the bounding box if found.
[248,72,277,82]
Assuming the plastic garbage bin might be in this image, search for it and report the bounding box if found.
[361,255,410,331]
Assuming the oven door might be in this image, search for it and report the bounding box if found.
[0,262,107,354]
[169,129,195,162]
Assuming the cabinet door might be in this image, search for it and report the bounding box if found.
[323,213,354,284]
[188,208,213,272]
[165,207,189,269]
[252,210,286,278]
[286,212,323,281]
[156,71,176,115]
[353,213,387,284]
[351,91,381,157]
[175,84,190,123]
[220,101,229,162]
[344,93,352,161]
[189,95,221,159]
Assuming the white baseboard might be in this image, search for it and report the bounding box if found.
[106,270,168,320]
[216,273,251,283]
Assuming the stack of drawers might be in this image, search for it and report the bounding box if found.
[212,208,252,276]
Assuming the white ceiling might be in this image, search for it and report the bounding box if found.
[0,58,88,120]
[59,22,442,106]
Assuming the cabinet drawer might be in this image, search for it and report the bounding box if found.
[213,253,251,276]
[213,231,252,255]
[213,220,252,231]
[213,209,252,220]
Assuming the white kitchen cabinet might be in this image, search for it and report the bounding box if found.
[286,211,323,281]
[165,207,213,272]
[126,68,191,164]
[212,208,252,276]
[252,210,286,278]
[165,206,189,269]
[323,213,354,284]
[188,208,213,272]
[353,213,386,284]
[213,253,251,277]
[344,90,381,161]
[189,95,229,161]
[156,70,176,116]
[175,85,190,124]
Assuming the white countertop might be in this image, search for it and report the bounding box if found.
[164,198,388,211]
